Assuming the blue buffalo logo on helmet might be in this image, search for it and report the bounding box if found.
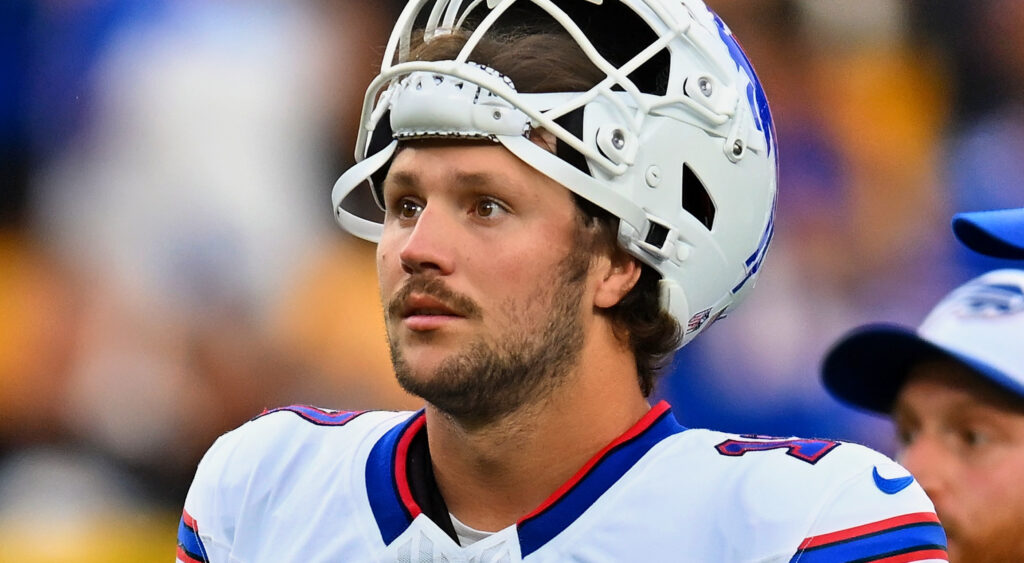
[712,14,775,159]
[951,282,1024,318]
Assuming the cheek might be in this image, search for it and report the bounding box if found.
[982,460,1024,505]
[376,247,391,276]
[483,248,559,294]
[494,224,575,276]
[949,462,1024,557]
[486,256,532,285]
[376,230,401,273]
[376,246,402,295]
[954,461,1024,523]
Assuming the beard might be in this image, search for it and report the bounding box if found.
[387,250,590,425]
[943,517,1024,563]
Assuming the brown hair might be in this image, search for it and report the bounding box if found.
[408,30,604,93]
[408,31,682,396]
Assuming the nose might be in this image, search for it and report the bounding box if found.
[398,204,456,276]
[899,436,948,507]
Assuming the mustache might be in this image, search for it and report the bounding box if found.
[387,276,482,320]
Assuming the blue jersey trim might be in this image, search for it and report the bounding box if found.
[177,511,210,563]
[516,406,686,557]
[366,410,425,545]
[791,522,947,562]
[365,405,686,554]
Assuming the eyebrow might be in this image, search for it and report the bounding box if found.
[383,169,511,193]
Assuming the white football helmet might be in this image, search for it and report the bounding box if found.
[332,0,777,348]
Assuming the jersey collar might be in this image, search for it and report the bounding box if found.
[365,401,686,555]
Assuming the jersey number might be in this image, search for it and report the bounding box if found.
[255,405,365,426]
[715,436,839,465]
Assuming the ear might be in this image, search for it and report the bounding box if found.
[593,252,642,309]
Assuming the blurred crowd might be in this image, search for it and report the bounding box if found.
[0,1,1022,560]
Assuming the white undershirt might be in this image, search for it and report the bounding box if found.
[449,513,495,547]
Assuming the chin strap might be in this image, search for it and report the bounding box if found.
[332,140,397,242]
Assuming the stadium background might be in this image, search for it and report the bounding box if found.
[1,0,1022,560]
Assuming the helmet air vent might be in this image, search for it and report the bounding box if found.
[681,163,715,230]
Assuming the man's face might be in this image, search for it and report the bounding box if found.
[893,360,1024,562]
[376,140,596,423]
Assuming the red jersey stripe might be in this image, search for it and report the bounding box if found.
[873,548,949,562]
[182,509,199,530]
[176,545,205,563]
[798,512,942,549]
[393,413,426,519]
[518,401,671,523]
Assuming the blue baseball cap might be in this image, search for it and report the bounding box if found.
[953,208,1024,259]
[822,269,1024,414]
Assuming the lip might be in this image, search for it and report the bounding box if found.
[400,293,465,331]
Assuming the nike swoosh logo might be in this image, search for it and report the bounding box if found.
[872,466,915,494]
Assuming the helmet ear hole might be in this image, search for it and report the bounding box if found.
[681,163,715,230]
[644,222,670,249]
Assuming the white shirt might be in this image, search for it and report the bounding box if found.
[450,513,494,547]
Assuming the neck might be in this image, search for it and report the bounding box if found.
[424,325,650,532]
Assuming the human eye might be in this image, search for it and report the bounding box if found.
[473,197,509,219]
[961,427,990,449]
[892,410,918,447]
[896,424,918,448]
[391,197,423,221]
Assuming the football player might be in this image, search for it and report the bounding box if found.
[823,269,1024,562]
[179,1,946,561]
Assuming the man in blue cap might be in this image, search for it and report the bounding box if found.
[823,268,1024,562]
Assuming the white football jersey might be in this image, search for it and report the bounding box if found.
[178,402,947,562]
